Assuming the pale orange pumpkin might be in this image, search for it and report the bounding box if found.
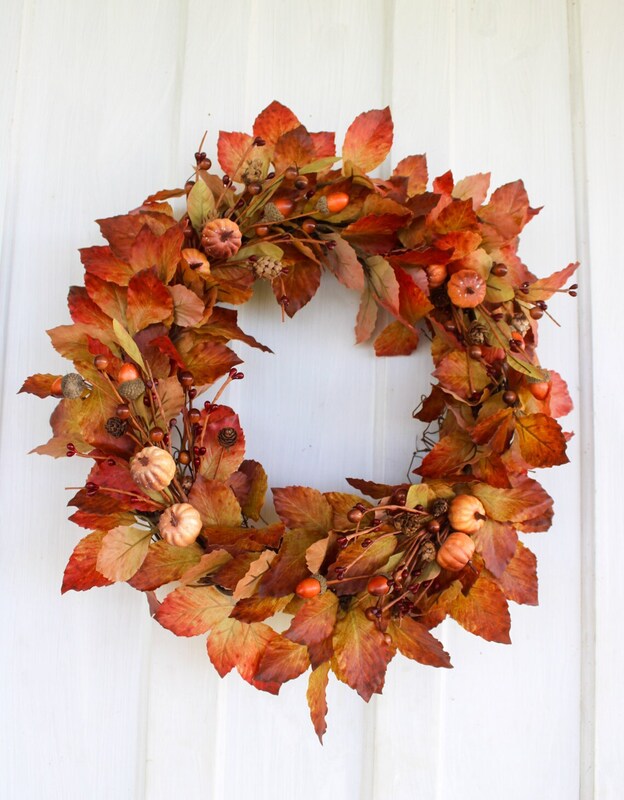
[200,218,242,259]
[448,494,486,533]
[436,532,475,571]
[130,446,176,491]
[447,269,486,308]
[158,503,202,547]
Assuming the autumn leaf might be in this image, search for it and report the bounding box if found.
[496,541,538,605]
[433,350,490,402]
[233,550,277,600]
[479,180,533,244]
[328,535,397,595]
[342,107,393,173]
[324,492,372,530]
[187,179,215,233]
[515,413,569,468]
[346,477,400,500]
[253,100,301,147]
[415,430,476,479]
[472,520,518,578]
[174,333,241,387]
[374,321,419,356]
[188,475,242,527]
[332,606,393,701]
[207,618,280,693]
[80,245,134,285]
[388,617,451,668]
[259,528,324,597]
[285,591,339,646]
[271,256,321,317]
[169,284,205,327]
[355,287,378,344]
[19,373,61,399]
[217,131,261,182]
[197,405,245,481]
[155,585,232,636]
[179,550,233,585]
[96,525,152,582]
[273,126,316,174]
[452,172,491,209]
[229,595,291,623]
[323,235,365,292]
[61,530,113,593]
[272,486,332,531]
[547,370,574,418]
[128,540,203,592]
[392,154,428,196]
[395,265,434,324]
[97,211,176,260]
[525,262,578,302]
[307,662,330,743]
[447,576,511,644]
[254,636,310,684]
[126,270,173,333]
[471,478,553,524]
[342,215,406,255]
[129,224,184,284]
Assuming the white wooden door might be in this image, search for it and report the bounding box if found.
[1,1,621,797]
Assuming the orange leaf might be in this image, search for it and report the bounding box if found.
[169,284,204,326]
[80,245,134,285]
[259,528,324,597]
[472,520,518,578]
[285,591,339,646]
[129,224,184,284]
[395,265,434,324]
[332,606,393,701]
[155,585,232,636]
[188,475,242,527]
[342,214,406,255]
[515,413,569,468]
[97,211,176,260]
[433,350,490,402]
[310,131,336,158]
[229,595,291,623]
[307,662,330,743]
[342,107,393,172]
[547,370,573,418]
[328,535,397,595]
[271,256,321,317]
[61,530,113,593]
[324,492,372,530]
[471,478,553,524]
[388,617,451,667]
[272,486,332,531]
[126,270,173,333]
[525,262,578,302]
[272,125,316,173]
[323,235,365,292]
[228,459,268,522]
[255,635,310,684]
[452,172,491,209]
[253,100,300,146]
[497,541,538,605]
[392,154,428,196]
[206,617,280,693]
[355,287,378,344]
[217,131,254,180]
[374,321,419,356]
[175,332,242,387]
[19,373,61,399]
[415,430,476,479]
[96,525,152,582]
[128,540,203,591]
[447,576,511,644]
[197,404,246,481]
[479,180,533,243]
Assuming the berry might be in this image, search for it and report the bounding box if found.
[468,345,482,360]
[361,538,373,548]
[253,136,266,147]
[347,507,364,524]
[116,403,131,420]
[392,488,408,506]
[118,363,140,383]
[272,197,294,217]
[427,519,441,534]
[326,192,349,213]
[367,575,390,596]
[491,264,508,277]
[295,577,322,599]
[294,176,309,190]
[284,166,298,181]
[301,219,317,235]
[188,408,201,424]
[365,607,381,621]
[247,182,262,195]
[336,536,349,549]
[188,388,197,399]
[530,306,544,320]
[178,450,190,465]
[94,355,109,371]
[503,390,518,406]
[255,225,269,237]
[149,427,165,443]
[178,371,194,387]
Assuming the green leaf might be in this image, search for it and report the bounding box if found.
[112,318,145,370]
[187,180,215,233]
[299,156,340,174]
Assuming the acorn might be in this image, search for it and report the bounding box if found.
[118,378,145,400]
[61,373,87,399]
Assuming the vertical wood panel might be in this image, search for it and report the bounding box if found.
[578,1,624,796]
[0,2,185,798]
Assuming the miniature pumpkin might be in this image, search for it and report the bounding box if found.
[436,532,475,571]
[426,263,447,289]
[130,446,176,491]
[200,218,242,259]
[158,503,202,547]
[447,269,486,308]
[448,494,486,533]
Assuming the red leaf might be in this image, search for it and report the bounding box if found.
[98,212,176,260]
[80,245,134,285]
[342,214,406,255]
[126,270,173,333]
[323,235,365,292]
[19,373,61,399]
[388,617,451,667]
[273,125,316,173]
[271,257,321,317]
[395,265,434,324]
[175,333,242,386]
[392,154,428,196]
[253,100,301,146]
[155,585,232,636]
[525,262,578,302]
[332,606,393,701]
[497,541,538,605]
[61,531,113,593]
[547,370,573,418]
[307,662,330,743]
[217,131,254,180]
[447,576,511,643]
[84,274,127,324]
[415,430,476,479]
[342,107,393,172]
[433,170,454,194]
[272,486,332,531]
[229,595,291,623]
[128,540,203,591]
[255,636,310,684]
[433,350,490,402]
[310,131,336,158]
[452,172,491,209]
[259,529,324,597]
[515,413,569,468]
[374,321,419,357]
[128,223,184,284]
[285,591,339,646]
[472,520,518,578]
[479,180,532,243]
[67,286,113,332]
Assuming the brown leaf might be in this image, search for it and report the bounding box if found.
[259,528,324,597]
[328,535,398,595]
[415,430,476,479]
[324,492,372,530]
[272,486,332,531]
[255,635,310,684]
[169,284,205,327]
[323,234,365,291]
[285,591,339,646]
[471,478,553,524]
[126,270,173,333]
[388,617,451,667]
[61,531,113,593]
[447,576,511,643]
[197,405,246,481]
[496,541,538,605]
[355,287,378,344]
[229,460,267,521]
[233,550,277,599]
[188,476,242,528]
[472,520,518,578]
[229,595,292,623]
[332,606,393,701]
[272,125,316,173]
[433,350,490,402]
[374,321,419,356]
[175,333,242,387]
[128,540,203,591]
[179,550,233,585]
[307,662,330,743]
[392,154,428,196]
[207,618,280,693]
[155,585,232,636]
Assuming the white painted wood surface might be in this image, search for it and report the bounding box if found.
[0,1,619,797]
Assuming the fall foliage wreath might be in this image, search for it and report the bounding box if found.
[21,102,577,740]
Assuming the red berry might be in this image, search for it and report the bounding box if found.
[301,219,317,235]
[468,345,482,360]
[367,575,390,596]
[149,427,165,443]
[247,182,262,196]
[118,363,140,383]
[115,403,131,420]
[295,577,322,599]
[178,371,194,387]
[294,176,309,190]
[491,264,508,277]
[530,307,544,320]
[188,408,201,423]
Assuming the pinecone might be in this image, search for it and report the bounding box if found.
[466,322,487,345]
[242,158,264,184]
[118,378,145,400]
[105,417,128,438]
[261,202,284,223]
[253,256,283,281]
[512,313,530,335]
[431,498,449,517]
[217,427,238,448]
[395,512,422,536]
[419,541,437,562]
[181,476,194,493]
[61,373,87,399]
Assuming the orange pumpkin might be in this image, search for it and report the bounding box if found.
[201,218,242,259]
[447,269,486,308]
[158,503,202,547]
[448,494,486,533]
[436,532,475,571]
[130,446,176,491]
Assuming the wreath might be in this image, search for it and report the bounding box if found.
[21,102,577,741]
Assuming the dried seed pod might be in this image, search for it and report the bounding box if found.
[512,313,531,335]
[105,417,128,438]
[61,373,87,399]
[419,541,437,562]
[395,512,421,536]
[466,322,488,345]
[431,498,449,517]
[217,427,238,448]
[261,202,285,223]
[252,256,283,281]
[315,196,329,214]
[241,158,265,184]
[118,378,146,400]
